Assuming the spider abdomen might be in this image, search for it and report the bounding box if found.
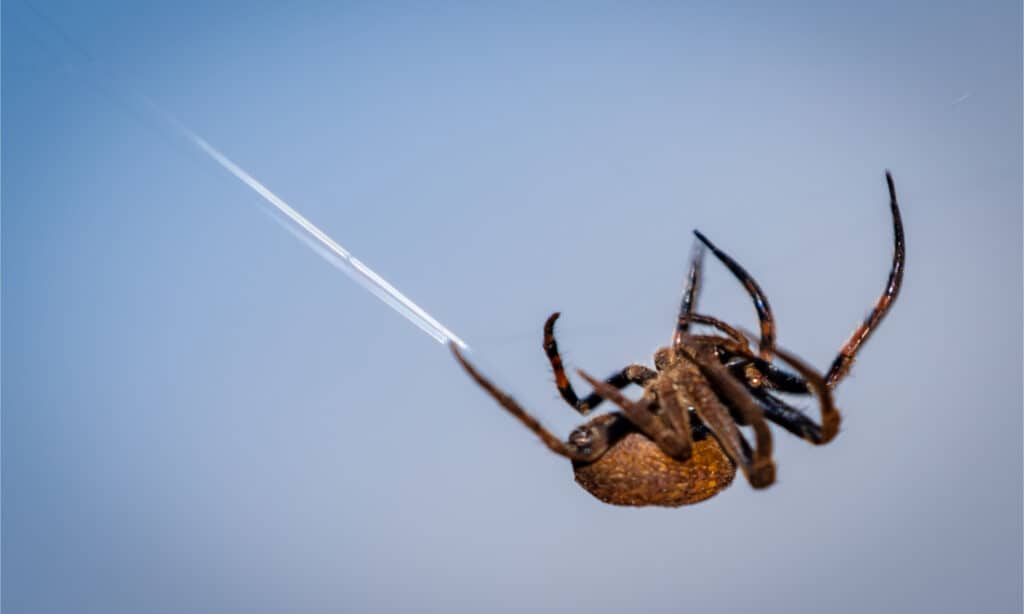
[572,431,735,507]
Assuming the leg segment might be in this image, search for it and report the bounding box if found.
[694,333,837,443]
[825,171,906,388]
[576,370,694,460]
[723,354,811,395]
[675,313,751,350]
[451,344,607,462]
[693,230,776,359]
[673,240,706,344]
[544,312,656,414]
[678,342,775,488]
[452,345,618,460]
[754,389,827,443]
[679,327,810,395]
[654,377,694,460]
[771,344,840,443]
[687,375,774,489]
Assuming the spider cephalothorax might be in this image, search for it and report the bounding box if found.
[452,172,905,507]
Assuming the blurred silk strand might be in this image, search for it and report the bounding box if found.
[18,0,469,350]
[171,118,469,349]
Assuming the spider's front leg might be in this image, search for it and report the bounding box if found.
[543,312,655,415]
[824,171,905,388]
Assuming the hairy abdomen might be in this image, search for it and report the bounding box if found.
[573,432,735,507]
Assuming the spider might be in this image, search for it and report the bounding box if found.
[451,172,905,506]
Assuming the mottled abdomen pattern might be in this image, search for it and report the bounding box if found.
[573,432,736,507]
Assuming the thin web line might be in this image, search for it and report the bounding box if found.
[18,0,468,350]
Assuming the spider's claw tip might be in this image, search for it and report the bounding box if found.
[693,229,714,249]
[750,461,776,489]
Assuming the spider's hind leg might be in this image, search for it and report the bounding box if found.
[450,344,610,463]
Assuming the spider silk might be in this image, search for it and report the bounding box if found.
[17,1,468,351]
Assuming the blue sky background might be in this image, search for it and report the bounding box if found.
[4,1,1021,613]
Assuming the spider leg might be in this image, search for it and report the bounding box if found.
[654,377,694,459]
[767,344,841,443]
[689,381,774,489]
[734,356,811,394]
[450,344,607,462]
[693,229,776,359]
[697,325,811,395]
[714,350,811,394]
[824,171,906,388]
[675,313,751,350]
[576,369,693,460]
[543,312,656,415]
[679,329,810,395]
[754,389,828,443]
[678,342,775,488]
[673,239,706,344]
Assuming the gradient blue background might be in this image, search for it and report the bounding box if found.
[5,2,1021,613]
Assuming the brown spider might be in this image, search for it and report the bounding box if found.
[451,172,905,506]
